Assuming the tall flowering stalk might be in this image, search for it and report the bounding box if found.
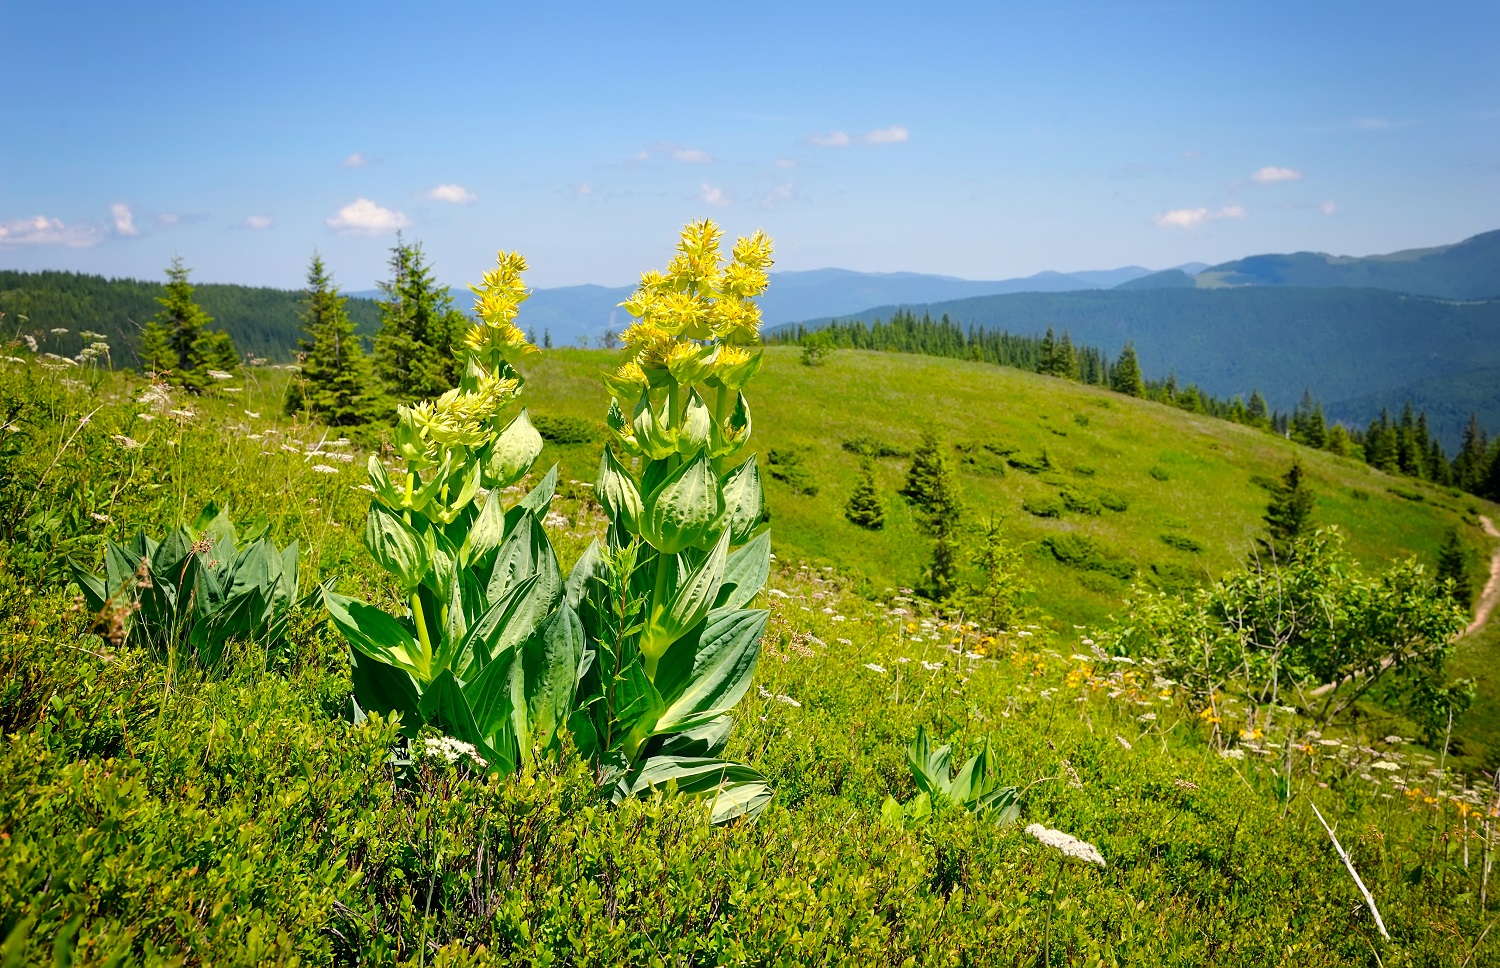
[570,219,776,821]
[327,226,777,821]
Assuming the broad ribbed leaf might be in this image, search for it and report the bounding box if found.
[349,645,422,731]
[642,451,723,554]
[654,714,733,758]
[487,510,561,606]
[513,463,559,521]
[324,589,429,680]
[641,528,731,662]
[366,454,404,510]
[456,573,548,677]
[513,604,585,763]
[70,563,108,613]
[653,607,767,734]
[484,409,544,489]
[720,455,765,544]
[462,490,506,573]
[363,503,429,590]
[461,650,521,775]
[611,755,773,823]
[718,530,770,610]
[595,446,643,530]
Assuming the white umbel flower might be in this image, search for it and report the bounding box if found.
[421,735,488,768]
[1026,824,1106,869]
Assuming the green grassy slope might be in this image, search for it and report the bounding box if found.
[522,347,1498,631]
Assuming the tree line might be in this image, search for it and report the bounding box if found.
[777,311,1500,503]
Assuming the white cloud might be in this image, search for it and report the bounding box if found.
[573,183,594,198]
[810,130,851,147]
[110,203,138,237]
[672,148,713,164]
[863,125,909,145]
[776,158,798,169]
[244,215,274,229]
[424,183,478,205]
[156,213,180,227]
[1251,166,1302,184]
[340,152,368,169]
[762,182,795,210]
[0,215,104,248]
[1155,205,1246,229]
[1320,200,1337,216]
[326,198,410,234]
[698,182,733,207]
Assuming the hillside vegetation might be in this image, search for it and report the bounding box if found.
[2,354,1499,964]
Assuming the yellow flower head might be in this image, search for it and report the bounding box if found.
[464,250,538,368]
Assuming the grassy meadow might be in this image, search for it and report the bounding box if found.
[2,351,1499,965]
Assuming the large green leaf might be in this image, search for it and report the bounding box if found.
[611,755,773,823]
[363,503,429,590]
[458,649,521,776]
[484,409,544,489]
[640,528,730,663]
[515,603,586,761]
[509,463,560,526]
[486,510,562,624]
[462,489,506,574]
[456,573,551,677]
[653,714,733,758]
[349,644,423,731]
[613,656,665,757]
[595,446,643,531]
[642,451,723,554]
[418,669,505,769]
[366,454,404,510]
[718,530,771,610]
[70,563,108,614]
[719,455,765,544]
[654,607,768,734]
[906,726,955,804]
[324,589,429,680]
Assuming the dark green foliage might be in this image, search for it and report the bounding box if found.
[1160,534,1205,554]
[900,432,964,597]
[1021,495,1064,518]
[0,268,382,364]
[1436,526,1473,608]
[373,236,467,401]
[1110,342,1144,396]
[952,442,1008,476]
[1041,534,1135,580]
[1148,465,1171,482]
[844,460,885,530]
[1452,413,1491,492]
[1098,490,1128,512]
[957,517,1031,630]
[767,448,818,495]
[841,436,910,459]
[1258,462,1315,562]
[1006,450,1052,474]
[532,414,600,444]
[1148,560,1201,592]
[285,254,380,426]
[1060,488,1102,516]
[143,258,240,393]
[1036,327,1078,379]
[800,329,833,366]
[71,503,303,666]
[1289,389,1325,449]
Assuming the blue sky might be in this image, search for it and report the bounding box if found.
[2,0,1497,290]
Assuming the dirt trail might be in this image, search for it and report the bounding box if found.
[1467,515,1500,637]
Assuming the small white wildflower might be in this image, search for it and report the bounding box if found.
[1112,655,1134,664]
[420,735,487,768]
[22,334,38,352]
[768,589,789,599]
[1116,734,1133,750]
[50,327,69,335]
[1137,712,1157,722]
[775,694,801,708]
[1080,637,1095,646]
[1371,761,1400,771]
[1025,824,1106,869]
[137,413,157,422]
[863,663,887,674]
[1070,654,1093,662]
[922,661,943,671]
[1318,739,1341,747]
[111,434,140,449]
[758,684,773,700]
[1017,630,1033,638]
[964,651,984,660]
[312,464,339,474]
[1383,735,1403,745]
[1220,748,1245,760]
[89,512,111,523]
[836,638,853,646]
[244,410,261,418]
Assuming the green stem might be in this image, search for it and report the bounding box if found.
[411,589,433,666]
[642,550,675,681]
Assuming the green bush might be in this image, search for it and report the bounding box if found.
[1148,466,1171,482]
[531,414,599,444]
[1022,495,1064,518]
[1007,451,1052,474]
[841,436,910,459]
[768,448,819,496]
[1160,533,1205,554]
[1041,534,1136,580]
[1060,488,1102,516]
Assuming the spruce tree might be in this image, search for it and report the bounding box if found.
[1484,443,1500,502]
[844,459,886,530]
[1057,331,1079,380]
[1036,327,1058,376]
[143,257,238,392]
[901,432,964,598]
[1435,526,1472,609]
[1453,414,1489,493]
[1110,343,1140,396]
[286,254,379,425]
[374,235,466,401]
[1258,461,1315,562]
[1324,424,1352,457]
[1246,389,1270,428]
[960,516,1031,630]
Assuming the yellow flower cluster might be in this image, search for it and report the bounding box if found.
[617,219,774,353]
[464,250,538,368]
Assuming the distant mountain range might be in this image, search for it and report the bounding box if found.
[349,262,1213,347]
[1117,229,1500,300]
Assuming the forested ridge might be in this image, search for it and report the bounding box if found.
[0,269,383,363]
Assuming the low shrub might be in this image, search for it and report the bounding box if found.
[1148,466,1171,482]
[1007,451,1052,474]
[1160,534,1205,554]
[531,414,599,444]
[1060,489,1102,516]
[1041,534,1135,580]
[768,449,819,495]
[841,436,910,459]
[1022,495,1064,518]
